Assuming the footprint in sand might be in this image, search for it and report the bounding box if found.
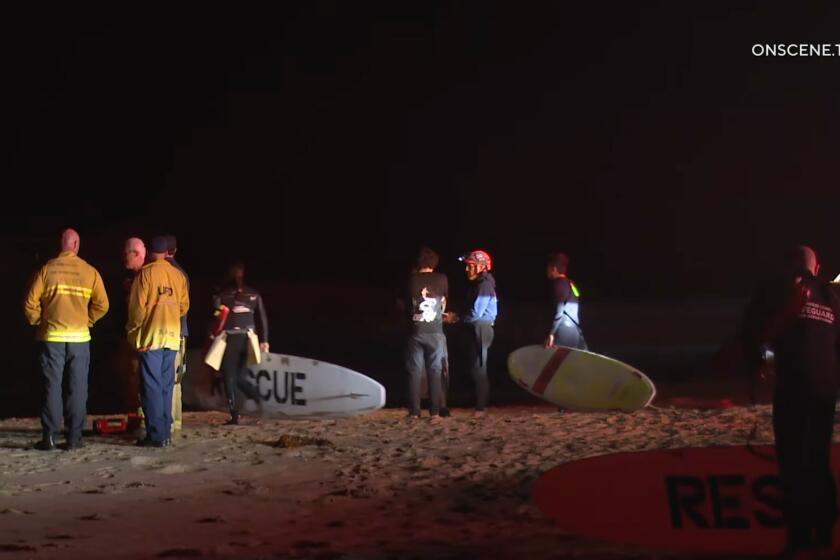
[123,481,156,489]
[158,463,205,475]
[130,456,161,469]
[157,548,204,557]
[221,480,269,496]
[78,513,110,521]
[195,516,225,524]
[0,544,37,552]
[1,508,34,516]
[95,467,118,479]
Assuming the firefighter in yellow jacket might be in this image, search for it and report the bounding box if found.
[127,236,189,448]
[24,229,109,451]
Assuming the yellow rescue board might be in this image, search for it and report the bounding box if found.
[507,345,656,411]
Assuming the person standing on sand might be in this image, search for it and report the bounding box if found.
[164,234,189,433]
[214,261,270,425]
[740,246,840,559]
[24,229,110,451]
[404,247,449,420]
[448,250,498,416]
[127,236,189,448]
[119,237,146,417]
[543,252,587,350]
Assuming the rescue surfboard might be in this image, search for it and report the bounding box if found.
[182,350,386,419]
[507,345,655,411]
[533,444,840,555]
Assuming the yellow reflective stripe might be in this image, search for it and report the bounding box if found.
[46,332,91,342]
[57,284,92,296]
[46,337,91,342]
[570,282,580,298]
[55,289,91,298]
[43,284,93,298]
[46,330,90,337]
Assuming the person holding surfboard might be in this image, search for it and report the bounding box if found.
[741,246,840,558]
[213,261,270,425]
[544,252,587,351]
[404,247,449,420]
[449,249,498,416]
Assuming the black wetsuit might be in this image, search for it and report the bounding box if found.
[462,272,498,411]
[213,286,269,418]
[549,275,587,350]
[743,272,840,551]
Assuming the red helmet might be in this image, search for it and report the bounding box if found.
[464,250,493,270]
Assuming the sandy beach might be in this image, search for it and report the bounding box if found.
[0,400,790,560]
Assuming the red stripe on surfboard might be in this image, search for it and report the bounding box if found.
[532,347,572,395]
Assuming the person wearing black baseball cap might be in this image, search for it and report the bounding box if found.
[163,234,189,434]
[127,236,189,447]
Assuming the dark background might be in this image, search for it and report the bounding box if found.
[2,2,838,416]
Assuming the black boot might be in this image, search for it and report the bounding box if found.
[34,435,57,451]
[135,437,166,448]
[225,413,240,425]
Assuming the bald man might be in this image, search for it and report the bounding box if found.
[124,237,146,272]
[24,229,110,450]
[119,237,146,417]
[741,246,840,556]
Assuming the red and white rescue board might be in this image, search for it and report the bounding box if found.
[508,345,655,411]
[534,445,840,555]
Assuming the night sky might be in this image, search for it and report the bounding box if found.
[4,2,840,302]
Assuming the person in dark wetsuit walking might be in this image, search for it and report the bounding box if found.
[214,262,270,425]
[741,246,840,558]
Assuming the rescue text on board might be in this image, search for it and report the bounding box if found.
[251,370,307,406]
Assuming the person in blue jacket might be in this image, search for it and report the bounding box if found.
[455,250,498,415]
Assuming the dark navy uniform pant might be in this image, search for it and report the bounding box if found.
[39,342,90,444]
[139,349,176,443]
